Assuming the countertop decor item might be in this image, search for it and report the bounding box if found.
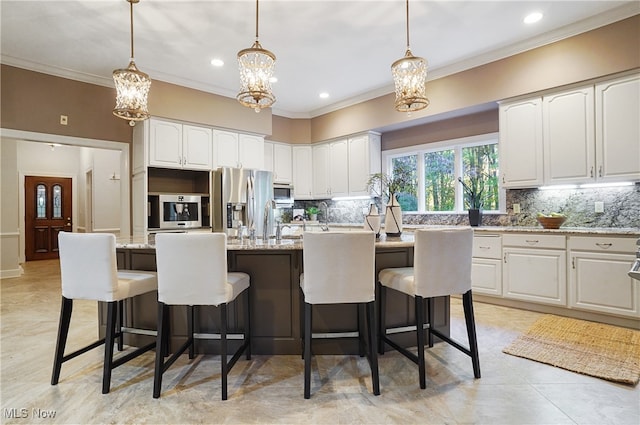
[364,204,381,238]
[306,206,319,221]
[458,176,483,226]
[536,214,567,229]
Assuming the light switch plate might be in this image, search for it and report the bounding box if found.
[595,201,604,213]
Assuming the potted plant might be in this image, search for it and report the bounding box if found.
[458,175,484,226]
[306,206,319,221]
[367,170,415,237]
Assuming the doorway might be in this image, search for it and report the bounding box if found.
[24,176,72,261]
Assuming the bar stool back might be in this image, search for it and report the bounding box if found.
[300,231,380,399]
[52,232,158,394]
[153,232,250,400]
[378,227,480,389]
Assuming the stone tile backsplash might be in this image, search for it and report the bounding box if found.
[284,183,639,229]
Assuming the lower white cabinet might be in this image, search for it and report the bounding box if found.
[471,234,502,296]
[568,236,638,318]
[502,234,567,306]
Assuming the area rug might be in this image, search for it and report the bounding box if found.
[502,314,640,385]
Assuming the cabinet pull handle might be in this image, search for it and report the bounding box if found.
[572,257,575,269]
[598,165,603,177]
[595,243,613,249]
[590,166,594,177]
[525,239,539,244]
[504,253,507,263]
[502,175,505,184]
[479,246,491,249]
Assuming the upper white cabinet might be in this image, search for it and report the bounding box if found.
[292,146,313,199]
[543,86,595,185]
[264,141,292,183]
[499,98,544,188]
[148,119,212,171]
[499,73,640,187]
[348,133,381,196]
[213,130,264,170]
[595,73,640,182]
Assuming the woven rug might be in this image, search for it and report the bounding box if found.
[503,314,640,386]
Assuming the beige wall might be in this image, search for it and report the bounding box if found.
[308,15,640,143]
[0,139,21,277]
[268,115,311,144]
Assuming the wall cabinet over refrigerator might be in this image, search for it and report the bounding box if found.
[213,129,264,170]
[264,141,292,184]
[148,119,212,171]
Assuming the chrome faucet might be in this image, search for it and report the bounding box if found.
[319,201,329,232]
[263,200,276,241]
[276,221,291,242]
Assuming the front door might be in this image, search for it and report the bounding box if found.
[25,176,72,261]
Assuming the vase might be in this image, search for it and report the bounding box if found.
[468,209,482,227]
[384,194,403,237]
[363,204,381,238]
[309,214,317,221]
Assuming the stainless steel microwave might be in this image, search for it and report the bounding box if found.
[158,194,202,229]
[273,184,294,207]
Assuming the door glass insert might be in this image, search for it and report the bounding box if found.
[36,184,47,218]
[53,184,62,218]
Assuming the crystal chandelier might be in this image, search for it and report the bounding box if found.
[391,0,429,113]
[113,0,151,125]
[237,0,276,112]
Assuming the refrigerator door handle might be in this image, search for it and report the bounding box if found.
[246,174,255,231]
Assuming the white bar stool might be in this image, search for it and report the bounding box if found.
[153,232,250,400]
[378,227,480,389]
[52,232,158,394]
[300,231,380,399]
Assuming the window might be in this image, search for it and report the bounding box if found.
[384,134,501,213]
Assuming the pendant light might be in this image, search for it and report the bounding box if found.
[113,0,151,125]
[391,0,429,113]
[237,0,276,112]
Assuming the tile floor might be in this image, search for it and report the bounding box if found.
[1,259,638,424]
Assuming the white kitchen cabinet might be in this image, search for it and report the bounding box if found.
[264,141,292,183]
[568,236,638,318]
[131,171,147,239]
[213,130,264,169]
[471,234,502,296]
[292,145,313,199]
[502,234,567,306]
[543,86,595,185]
[148,119,212,171]
[348,133,381,196]
[313,140,348,198]
[499,98,544,188]
[595,73,640,182]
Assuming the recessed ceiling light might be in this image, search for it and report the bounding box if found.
[269,76,278,83]
[524,12,543,24]
[210,58,224,67]
[319,92,329,99]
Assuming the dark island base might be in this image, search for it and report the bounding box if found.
[105,247,450,355]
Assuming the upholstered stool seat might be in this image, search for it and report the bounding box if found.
[153,232,250,401]
[300,231,380,399]
[52,232,158,394]
[378,227,480,389]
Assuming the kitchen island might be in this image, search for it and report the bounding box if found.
[111,233,452,355]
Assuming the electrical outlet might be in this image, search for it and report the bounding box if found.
[60,115,68,125]
[513,203,521,214]
[595,201,604,213]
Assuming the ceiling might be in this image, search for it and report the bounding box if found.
[1,1,637,119]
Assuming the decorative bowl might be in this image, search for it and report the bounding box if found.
[536,215,567,229]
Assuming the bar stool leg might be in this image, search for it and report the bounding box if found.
[220,303,228,401]
[303,302,312,399]
[188,306,195,359]
[377,283,386,355]
[366,301,380,396]
[357,304,365,357]
[153,302,167,399]
[117,300,124,351]
[102,301,117,394]
[415,295,426,390]
[427,298,435,348]
[462,290,481,378]
[244,290,251,360]
[51,297,73,385]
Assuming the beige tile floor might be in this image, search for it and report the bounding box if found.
[1,259,638,424]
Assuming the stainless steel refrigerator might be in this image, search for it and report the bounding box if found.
[212,167,274,239]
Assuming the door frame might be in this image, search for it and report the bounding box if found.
[2,128,130,264]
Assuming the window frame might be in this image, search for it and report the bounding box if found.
[381,133,505,214]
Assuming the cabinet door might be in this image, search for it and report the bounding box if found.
[499,99,544,188]
[348,134,381,196]
[212,130,239,168]
[472,258,502,296]
[263,142,274,173]
[595,73,640,182]
[131,172,147,239]
[569,251,638,318]
[312,143,330,198]
[329,139,349,197]
[503,247,566,306]
[292,146,313,199]
[273,143,292,183]
[543,87,595,184]
[182,125,212,170]
[239,134,264,169]
[149,119,183,169]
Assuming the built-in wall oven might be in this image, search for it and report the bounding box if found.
[157,194,202,229]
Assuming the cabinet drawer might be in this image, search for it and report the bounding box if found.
[473,235,502,259]
[568,236,637,253]
[503,233,565,249]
